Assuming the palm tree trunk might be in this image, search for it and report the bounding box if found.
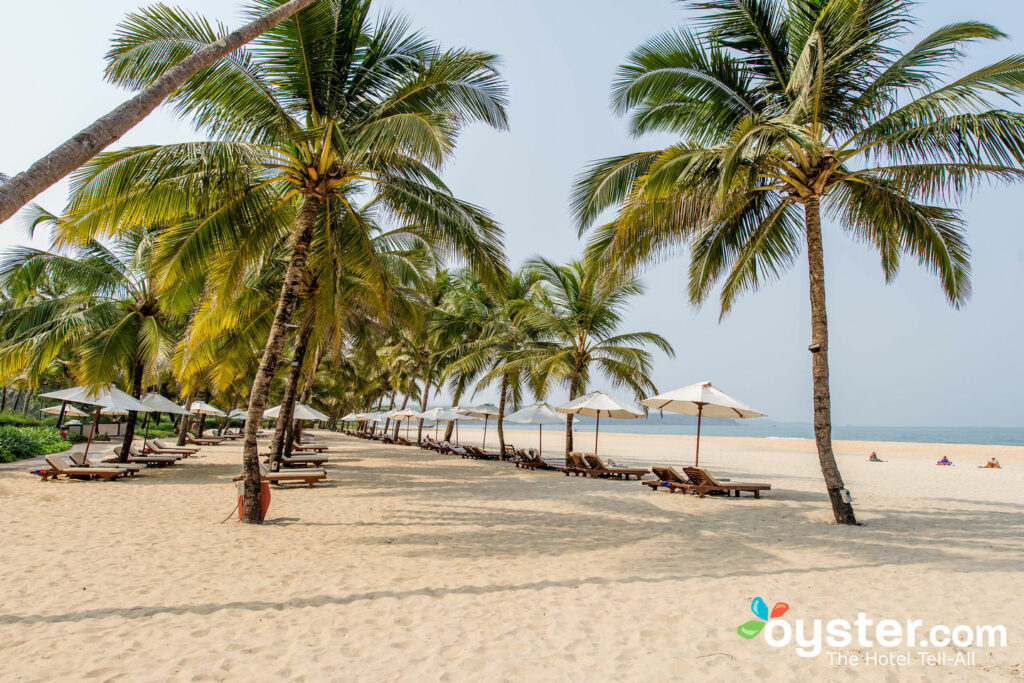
[394,393,411,439]
[270,315,314,466]
[0,0,318,224]
[805,198,857,525]
[564,370,580,456]
[118,358,145,463]
[496,372,508,455]
[241,193,323,524]
[176,390,194,446]
[1,387,7,412]
[21,390,32,416]
[417,367,434,444]
[444,385,464,441]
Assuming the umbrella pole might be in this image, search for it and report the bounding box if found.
[456,420,460,445]
[538,425,542,456]
[595,413,600,456]
[483,417,488,450]
[142,412,152,452]
[83,406,101,459]
[56,400,67,429]
[695,404,703,467]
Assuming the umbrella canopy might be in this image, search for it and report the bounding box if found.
[39,385,150,413]
[641,381,765,419]
[341,412,360,421]
[389,409,419,421]
[504,402,565,426]
[641,381,765,466]
[457,404,502,450]
[189,400,225,417]
[556,391,643,456]
[41,404,88,417]
[141,393,192,416]
[263,403,329,421]
[504,402,565,456]
[556,391,644,419]
[38,385,151,458]
[458,404,502,418]
[228,408,248,419]
[421,407,478,422]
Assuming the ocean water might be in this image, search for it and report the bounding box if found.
[545,422,1024,447]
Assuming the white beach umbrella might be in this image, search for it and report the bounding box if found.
[229,408,248,419]
[458,403,502,450]
[41,404,88,417]
[556,390,643,456]
[189,400,226,417]
[419,407,479,441]
[38,385,151,457]
[641,380,765,466]
[141,393,192,416]
[504,402,565,456]
[137,393,193,449]
[262,403,327,421]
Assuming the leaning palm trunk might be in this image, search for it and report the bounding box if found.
[416,368,434,444]
[563,372,580,456]
[118,358,144,462]
[443,385,464,442]
[496,373,508,455]
[176,390,194,446]
[241,194,323,524]
[805,200,857,525]
[0,0,317,224]
[270,316,314,465]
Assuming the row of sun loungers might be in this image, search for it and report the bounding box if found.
[344,429,773,500]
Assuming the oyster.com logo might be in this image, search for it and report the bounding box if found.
[737,596,789,640]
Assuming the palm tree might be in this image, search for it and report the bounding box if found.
[0,0,318,223]
[511,258,673,456]
[572,0,1024,524]
[50,0,509,522]
[0,221,178,460]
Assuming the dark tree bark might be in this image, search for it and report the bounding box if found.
[444,385,464,442]
[241,194,323,524]
[416,367,433,444]
[564,368,581,457]
[176,390,194,447]
[1,387,7,412]
[0,0,318,224]
[118,357,145,462]
[805,198,857,525]
[270,315,314,466]
[496,373,509,455]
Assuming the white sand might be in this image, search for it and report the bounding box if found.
[0,430,1020,681]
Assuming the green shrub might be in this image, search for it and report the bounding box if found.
[0,411,53,427]
[0,426,73,463]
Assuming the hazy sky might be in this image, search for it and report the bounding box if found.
[2,0,1022,427]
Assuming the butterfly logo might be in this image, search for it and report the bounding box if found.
[737,597,789,639]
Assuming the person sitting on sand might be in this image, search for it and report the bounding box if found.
[937,456,953,466]
[868,452,885,462]
[983,457,1001,469]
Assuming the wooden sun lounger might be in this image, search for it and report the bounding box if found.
[43,454,125,481]
[109,446,180,467]
[234,463,327,487]
[461,445,501,460]
[291,442,328,453]
[584,454,649,480]
[278,454,329,468]
[563,452,593,476]
[147,439,199,455]
[69,451,142,476]
[186,434,221,446]
[643,466,730,491]
[677,467,771,498]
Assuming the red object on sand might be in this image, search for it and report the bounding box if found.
[237,481,271,521]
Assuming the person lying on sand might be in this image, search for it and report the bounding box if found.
[936,456,953,466]
[868,452,885,462]
[981,457,1001,469]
